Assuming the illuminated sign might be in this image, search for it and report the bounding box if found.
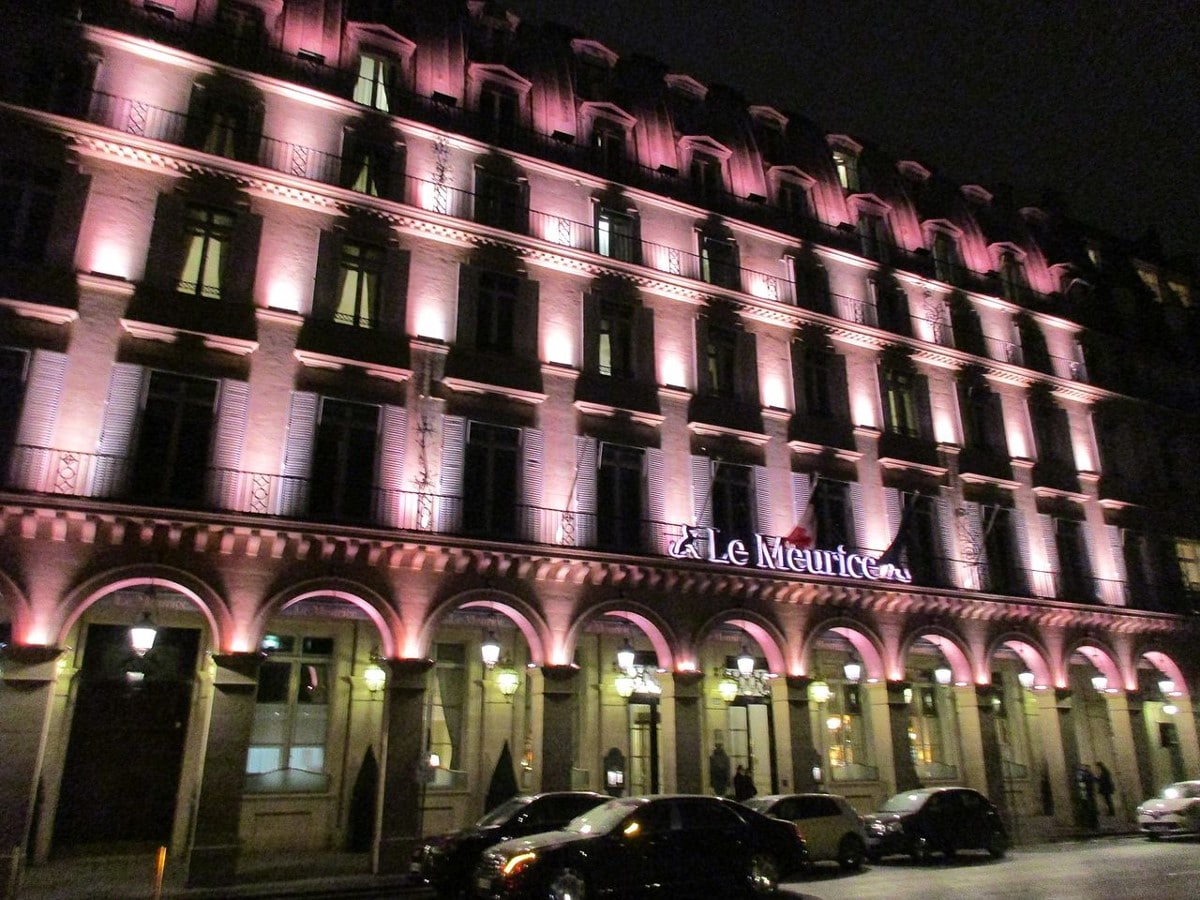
[666,526,913,583]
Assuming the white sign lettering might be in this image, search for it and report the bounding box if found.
[666,526,913,583]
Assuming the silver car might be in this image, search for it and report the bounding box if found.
[1137,780,1200,840]
[744,792,868,870]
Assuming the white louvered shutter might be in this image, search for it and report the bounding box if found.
[375,404,407,528]
[963,502,985,591]
[1105,524,1128,605]
[1039,514,1061,598]
[691,455,713,526]
[207,379,250,511]
[754,465,773,537]
[1013,509,1034,597]
[848,480,865,552]
[522,427,544,542]
[93,363,147,497]
[645,447,667,554]
[438,414,466,532]
[792,471,812,525]
[936,493,957,586]
[278,392,319,516]
[573,436,598,547]
[11,350,67,492]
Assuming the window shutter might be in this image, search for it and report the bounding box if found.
[645,446,667,553]
[829,351,850,421]
[1012,509,1033,596]
[207,379,250,511]
[572,435,598,546]
[754,464,772,536]
[916,374,935,441]
[736,329,759,405]
[515,277,540,361]
[962,502,985,591]
[142,192,189,291]
[581,292,601,373]
[848,480,865,552]
[437,414,466,532]
[694,316,711,394]
[380,245,411,335]
[92,363,147,497]
[521,427,544,542]
[790,342,806,412]
[1105,524,1128,604]
[455,264,479,349]
[935,493,956,586]
[792,471,812,524]
[1038,514,1060,597]
[183,82,212,150]
[375,404,408,527]
[634,304,655,383]
[883,486,903,534]
[11,350,68,492]
[985,391,1008,454]
[278,391,318,516]
[311,230,344,321]
[224,209,262,302]
[691,455,713,526]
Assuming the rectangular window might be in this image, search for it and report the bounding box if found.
[802,348,837,417]
[131,371,217,504]
[479,85,519,145]
[428,643,467,780]
[598,302,634,378]
[897,492,943,586]
[700,235,738,290]
[932,231,960,284]
[463,422,520,537]
[980,506,1024,595]
[777,181,811,222]
[705,326,738,397]
[353,54,395,112]
[0,348,28,472]
[690,152,723,200]
[1174,539,1200,593]
[591,122,626,174]
[596,207,637,263]
[246,634,333,793]
[476,270,518,354]
[857,212,890,263]
[597,443,645,551]
[311,398,379,522]
[0,161,58,264]
[1055,518,1094,600]
[882,368,921,438]
[999,251,1027,302]
[474,170,526,232]
[711,461,754,546]
[812,480,854,550]
[177,205,234,299]
[336,241,384,328]
[832,151,859,192]
[343,136,392,198]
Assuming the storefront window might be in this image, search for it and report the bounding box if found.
[427,642,466,787]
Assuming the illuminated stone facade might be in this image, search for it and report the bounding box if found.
[1,0,1198,891]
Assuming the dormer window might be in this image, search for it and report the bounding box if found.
[998,249,1028,302]
[216,1,265,44]
[931,230,961,284]
[480,84,519,145]
[832,150,859,192]
[690,150,724,201]
[857,211,891,263]
[469,65,532,149]
[576,53,610,102]
[591,120,627,174]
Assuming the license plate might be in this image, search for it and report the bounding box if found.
[1147,822,1171,831]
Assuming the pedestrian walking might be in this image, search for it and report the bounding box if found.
[1076,763,1099,829]
[733,764,756,801]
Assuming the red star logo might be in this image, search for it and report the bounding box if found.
[784,525,814,549]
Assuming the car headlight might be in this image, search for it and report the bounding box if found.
[502,851,538,878]
[886,820,905,834]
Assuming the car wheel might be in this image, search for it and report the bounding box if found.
[748,852,780,895]
[986,830,1008,859]
[865,851,881,865]
[547,867,587,900]
[837,834,866,871]
[1147,832,1161,843]
[909,837,931,864]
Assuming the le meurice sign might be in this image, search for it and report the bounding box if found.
[666,526,913,584]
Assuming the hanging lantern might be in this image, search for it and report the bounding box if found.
[1018,670,1036,690]
[808,680,832,704]
[717,676,740,703]
[616,637,636,672]
[736,645,755,676]
[934,666,953,686]
[496,664,520,697]
[481,629,501,669]
[362,661,387,693]
[615,673,635,699]
[129,612,157,657]
[842,658,862,683]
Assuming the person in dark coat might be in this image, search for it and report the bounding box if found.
[709,742,731,797]
[1095,761,1116,816]
[1076,763,1099,829]
[733,764,756,801]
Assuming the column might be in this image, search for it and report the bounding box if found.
[1044,689,1081,827]
[1170,696,1200,776]
[1103,692,1143,820]
[974,686,1008,815]
[886,681,921,792]
[538,665,579,792]
[376,658,434,875]
[950,684,987,794]
[187,652,263,887]
[672,673,704,794]
[784,677,820,793]
[863,681,897,794]
[0,646,61,900]
[1124,694,1154,806]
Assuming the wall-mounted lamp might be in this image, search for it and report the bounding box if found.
[717,676,740,704]
[496,663,521,697]
[616,637,636,672]
[843,657,862,684]
[481,629,501,669]
[1162,703,1179,716]
[1018,670,1036,690]
[808,680,832,704]
[1091,674,1109,693]
[902,687,914,705]
[825,715,843,732]
[1158,679,1178,697]
[934,666,953,686]
[736,645,755,677]
[362,659,387,693]
[129,612,157,657]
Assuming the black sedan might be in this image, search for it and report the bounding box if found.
[471,793,808,899]
[862,786,1008,863]
[411,791,609,898]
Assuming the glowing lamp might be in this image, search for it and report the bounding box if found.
[808,680,832,704]
[615,674,635,699]
[616,638,636,672]
[1018,671,1036,690]
[717,676,740,703]
[129,613,157,657]
[1163,703,1179,716]
[496,665,521,697]
[934,666,952,686]
[1091,675,1108,693]
[826,715,843,732]
[362,662,387,693]
[843,659,862,683]
[1158,679,1177,697]
[481,630,501,669]
[736,645,755,676]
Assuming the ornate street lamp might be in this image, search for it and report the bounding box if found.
[129,612,157,657]
[481,629,501,669]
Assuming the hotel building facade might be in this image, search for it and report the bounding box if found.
[1,0,1198,891]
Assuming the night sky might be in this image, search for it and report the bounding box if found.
[509,0,1198,259]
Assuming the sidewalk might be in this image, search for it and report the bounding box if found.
[13,851,433,900]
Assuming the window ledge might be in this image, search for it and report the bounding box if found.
[0,295,79,325]
[294,349,412,383]
[574,399,664,427]
[687,420,770,447]
[877,456,948,478]
[443,376,546,405]
[786,439,862,462]
[121,318,259,355]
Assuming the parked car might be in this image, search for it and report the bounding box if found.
[411,791,609,898]
[744,792,868,870]
[471,793,809,899]
[862,786,1007,862]
[1136,780,1200,840]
